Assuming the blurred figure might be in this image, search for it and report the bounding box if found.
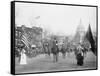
[76,43,84,66]
[43,41,50,57]
[20,47,27,65]
[61,44,66,59]
[51,38,59,62]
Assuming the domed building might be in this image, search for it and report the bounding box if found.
[73,19,85,44]
[71,19,91,49]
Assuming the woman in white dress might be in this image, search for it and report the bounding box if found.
[20,48,27,65]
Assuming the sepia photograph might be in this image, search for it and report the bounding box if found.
[12,1,97,74]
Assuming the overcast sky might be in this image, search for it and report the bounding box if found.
[15,2,97,36]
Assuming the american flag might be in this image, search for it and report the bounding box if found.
[21,30,31,49]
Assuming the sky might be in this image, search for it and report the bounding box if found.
[15,2,97,36]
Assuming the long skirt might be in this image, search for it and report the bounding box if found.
[76,53,84,66]
[20,53,27,65]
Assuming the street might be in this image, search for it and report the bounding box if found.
[15,51,97,74]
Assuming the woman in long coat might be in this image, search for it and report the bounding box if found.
[76,44,84,66]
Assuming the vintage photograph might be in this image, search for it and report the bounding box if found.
[14,1,97,74]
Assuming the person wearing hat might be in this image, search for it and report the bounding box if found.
[76,43,84,66]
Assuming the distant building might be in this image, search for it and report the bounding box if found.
[15,26,23,48]
[73,19,85,44]
[15,25,43,49]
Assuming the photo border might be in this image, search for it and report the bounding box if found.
[11,1,98,75]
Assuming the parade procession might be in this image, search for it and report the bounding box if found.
[15,19,97,73]
[14,2,97,74]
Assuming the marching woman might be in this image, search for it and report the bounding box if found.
[20,47,27,65]
[76,43,84,66]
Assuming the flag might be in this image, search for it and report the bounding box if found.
[21,31,30,49]
[85,24,97,55]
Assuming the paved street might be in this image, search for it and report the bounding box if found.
[15,51,97,74]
